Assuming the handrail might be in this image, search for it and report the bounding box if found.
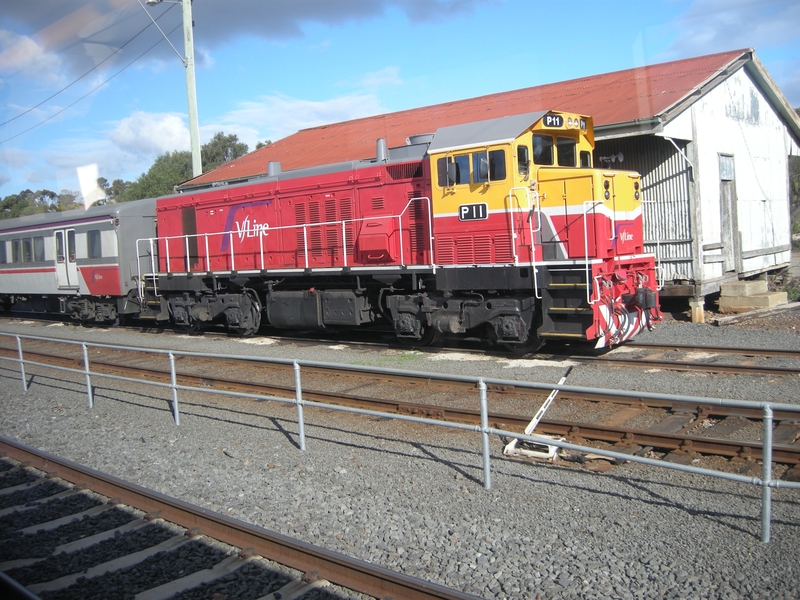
[2,329,797,544]
[138,197,434,279]
[507,186,541,299]
[582,200,604,304]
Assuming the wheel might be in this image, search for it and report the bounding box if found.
[234,292,262,337]
[502,333,545,356]
[175,319,203,334]
[397,322,440,347]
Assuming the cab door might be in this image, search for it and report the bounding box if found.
[54,229,79,289]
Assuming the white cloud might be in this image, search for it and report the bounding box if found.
[0,30,65,84]
[360,66,402,89]
[662,0,800,60]
[219,93,386,142]
[109,111,190,156]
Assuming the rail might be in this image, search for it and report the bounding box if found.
[0,436,482,600]
[135,196,434,299]
[2,331,798,544]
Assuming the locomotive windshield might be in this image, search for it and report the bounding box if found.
[533,134,580,167]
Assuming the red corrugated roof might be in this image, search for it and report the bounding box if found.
[186,49,750,187]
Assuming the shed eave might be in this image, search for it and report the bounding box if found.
[595,118,663,141]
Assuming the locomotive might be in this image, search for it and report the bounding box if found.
[0,110,661,350]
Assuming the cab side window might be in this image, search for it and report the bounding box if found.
[517,145,531,177]
[473,149,506,183]
[436,155,472,186]
[437,150,506,186]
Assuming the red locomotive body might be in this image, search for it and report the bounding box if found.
[139,110,660,349]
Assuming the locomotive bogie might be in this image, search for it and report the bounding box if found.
[385,291,536,344]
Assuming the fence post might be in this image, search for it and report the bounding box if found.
[82,343,94,408]
[294,362,307,451]
[479,379,492,490]
[169,352,180,426]
[761,405,773,543]
[15,335,27,392]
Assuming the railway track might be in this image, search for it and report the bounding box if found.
[4,314,800,375]
[2,338,799,476]
[0,437,481,600]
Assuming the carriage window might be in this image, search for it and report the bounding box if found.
[22,238,33,263]
[87,229,102,259]
[67,230,76,262]
[56,233,65,263]
[0,242,6,264]
[533,135,553,165]
[33,237,45,262]
[473,150,506,183]
[557,137,576,167]
[12,239,21,263]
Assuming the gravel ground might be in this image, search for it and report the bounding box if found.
[1,308,799,599]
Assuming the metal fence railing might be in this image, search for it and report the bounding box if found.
[2,331,798,543]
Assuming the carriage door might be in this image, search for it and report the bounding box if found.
[54,229,79,289]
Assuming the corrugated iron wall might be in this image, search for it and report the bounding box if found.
[596,136,695,282]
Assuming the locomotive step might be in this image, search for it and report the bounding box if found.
[546,307,594,315]
[538,331,586,339]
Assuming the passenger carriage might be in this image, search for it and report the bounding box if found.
[0,199,156,324]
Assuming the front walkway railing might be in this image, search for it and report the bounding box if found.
[2,331,798,543]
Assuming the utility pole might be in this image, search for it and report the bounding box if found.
[181,0,202,177]
[142,0,202,177]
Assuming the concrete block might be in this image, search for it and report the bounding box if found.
[717,291,788,311]
[720,280,767,297]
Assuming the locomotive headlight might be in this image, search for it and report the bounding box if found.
[604,190,610,200]
[567,118,573,127]
[634,191,640,200]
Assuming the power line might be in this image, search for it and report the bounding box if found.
[0,8,180,143]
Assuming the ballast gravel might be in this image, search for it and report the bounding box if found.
[1,311,799,599]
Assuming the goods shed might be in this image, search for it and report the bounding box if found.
[181,48,800,322]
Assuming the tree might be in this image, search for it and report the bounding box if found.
[58,190,81,211]
[121,150,193,202]
[255,140,272,150]
[98,177,130,204]
[0,189,59,219]
[119,132,250,202]
[201,132,249,171]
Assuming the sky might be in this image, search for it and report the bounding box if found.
[1,0,799,200]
